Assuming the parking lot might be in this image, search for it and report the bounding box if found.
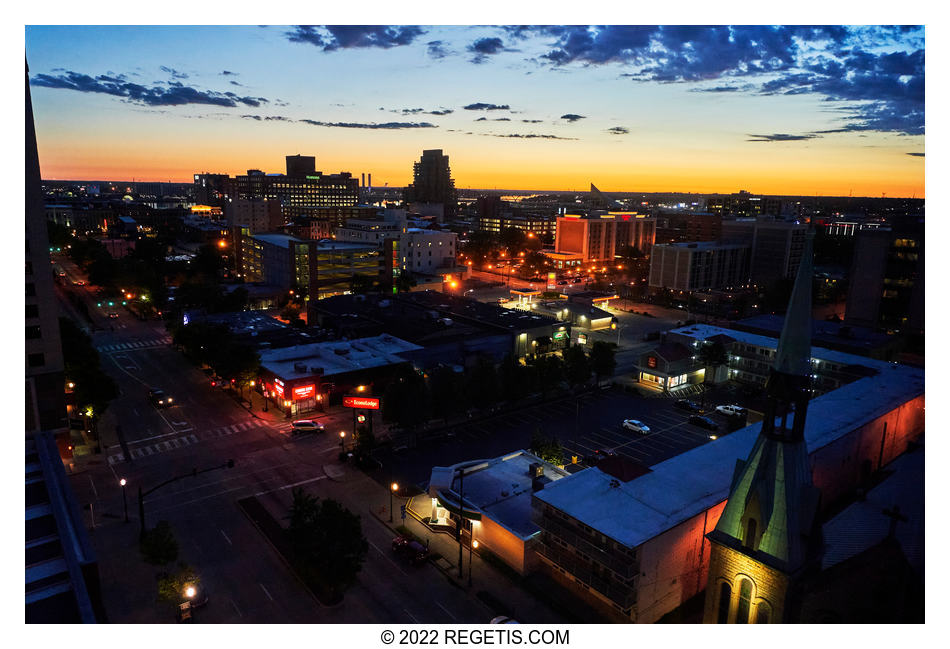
[378,386,755,491]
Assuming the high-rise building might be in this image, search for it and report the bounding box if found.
[285,154,316,177]
[844,227,924,334]
[648,241,750,292]
[721,218,807,286]
[26,64,66,436]
[224,198,283,233]
[193,173,230,206]
[404,149,457,221]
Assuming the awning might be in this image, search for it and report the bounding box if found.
[435,491,482,521]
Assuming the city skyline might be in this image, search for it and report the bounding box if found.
[26,25,924,197]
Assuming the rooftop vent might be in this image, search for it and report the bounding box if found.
[309,367,324,375]
[528,462,544,478]
[293,362,308,373]
[334,348,350,356]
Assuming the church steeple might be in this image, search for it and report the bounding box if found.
[702,229,821,624]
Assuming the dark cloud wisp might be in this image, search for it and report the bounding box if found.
[286,25,425,51]
[746,133,818,142]
[30,70,268,107]
[560,113,586,122]
[463,102,511,111]
[298,119,436,129]
[606,126,629,135]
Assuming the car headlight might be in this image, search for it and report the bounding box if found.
[168,397,173,403]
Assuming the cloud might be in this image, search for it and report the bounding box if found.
[508,25,923,136]
[906,152,924,157]
[521,119,543,123]
[428,108,453,116]
[746,133,819,142]
[467,36,513,64]
[384,107,453,116]
[475,117,487,121]
[286,25,425,51]
[241,114,292,122]
[606,126,629,135]
[298,119,436,129]
[463,102,511,111]
[483,133,578,140]
[160,66,189,79]
[30,70,269,107]
[427,40,450,59]
[220,70,238,76]
[229,80,243,86]
[560,113,586,122]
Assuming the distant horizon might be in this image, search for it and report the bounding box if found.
[38,176,924,201]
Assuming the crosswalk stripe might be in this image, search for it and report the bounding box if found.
[108,454,121,465]
[228,424,240,434]
[167,439,179,449]
[131,448,143,459]
[187,434,198,444]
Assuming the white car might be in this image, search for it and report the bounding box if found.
[715,405,747,418]
[622,419,650,434]
[291,420,325,435]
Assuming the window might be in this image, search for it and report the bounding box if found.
[755,601,771,624]
[717,582,731,623]
[26,304,39,318]
[28,353,44,368]
[26,326,41,340]
[744,518,757,550]
[736,578,753,624]
[26,283,36,297]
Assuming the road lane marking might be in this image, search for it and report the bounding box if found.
[253,475,327,497]
[404,609,420,623]
[230,599,243,618]
[259,583,274,601]
[436,602,457,621]
[221,529,232,545]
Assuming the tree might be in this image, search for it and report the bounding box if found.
[429,365,465,422]
[466,356,499,409]
[140,520,179,566]
[530,427,564,466]
[157,563,200,602]
[60,317,118,418]
[590,341,617,385]
[287,489,368,599]
[498,227,526,255]
[395,271,417,293]
[562,344,591,388]
[498,353,532,401]
[698,340,729,383]
[530,354,564,398]
[382,366,431,430]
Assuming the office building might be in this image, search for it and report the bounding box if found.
[554,212,656,263]
[404,149,457,221]
[235,230,381,299]
[720,219,807,286]
[26,63,66,436]
[285,154,316,177]
[844,228,924,334]
[400,228,458,274]
[224,198,283,233]
[193,173,230,207]
[648,242,750,292]
[704,190,783,219]
[654,211,722,244]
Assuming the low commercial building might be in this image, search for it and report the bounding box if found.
[257,334,421,416]
[224,197,283,233]
[648,241,750,292]
[730,314,903,361]
[424,451,570,575]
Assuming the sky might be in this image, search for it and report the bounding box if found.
[24,24,926,197]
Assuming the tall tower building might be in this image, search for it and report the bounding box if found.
[285,154,316,177]
[702,230,822,624]
[404,149,457,220]
[26,62,66,435]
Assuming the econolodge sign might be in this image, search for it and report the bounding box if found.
[343,396,381,410]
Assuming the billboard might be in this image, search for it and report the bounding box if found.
[293,384,315,400]
[547,271,557,290]
[343,396,381,410]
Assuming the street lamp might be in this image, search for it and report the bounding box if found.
[119,478,128,523]
[339,431,346,454]
[469,538,478,586]
[390,482,399,523]
[184,585,196,599]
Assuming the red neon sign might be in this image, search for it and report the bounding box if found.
[293,384,315,400]
[343,396,380,410]
[273,382,284,397]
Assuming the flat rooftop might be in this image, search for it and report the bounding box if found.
[430,451,570,539]
[732,314,896,353]
[260,334,421,379]
[535,325,924,549]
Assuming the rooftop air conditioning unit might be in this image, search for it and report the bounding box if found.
[293,362,307,372]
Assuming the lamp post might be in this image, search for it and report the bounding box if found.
[457,467,466,579]
[469,539,478,586]
[339,431,346,454]
[390,482,399,523]
[119,478,128,523]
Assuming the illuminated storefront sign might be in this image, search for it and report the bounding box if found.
[547,272,557,290]
[293,384,315,400]
[647,356,658,369]
[343,396,381,410]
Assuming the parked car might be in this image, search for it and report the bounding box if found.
[585,449,616,465]
[490,616,520,624]
[622,419,650,434]
[715,404,747,418]
[107,312,119,319]
[392,536,430,566]
[291,420,325,435]
[674,399,702,413]
[571,278,583,284]
[148,388,173,408]
[557,280,568,285]
[689,415,719,431]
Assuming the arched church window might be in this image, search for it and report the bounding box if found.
[756,601,771,624]
[736,578,753,624]
[745,518,757,550]
[717,582,731,624]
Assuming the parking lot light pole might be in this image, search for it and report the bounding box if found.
[390,482,398,523]
[469,539,478,586]
[119,478,128,523]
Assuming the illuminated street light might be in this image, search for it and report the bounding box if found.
[390,482,399,523]
[339,431,346,454]
[119,478,128,522]
[185,585,196,599]
[469,538,478,586]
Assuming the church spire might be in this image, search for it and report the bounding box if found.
[773,230,815,378]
